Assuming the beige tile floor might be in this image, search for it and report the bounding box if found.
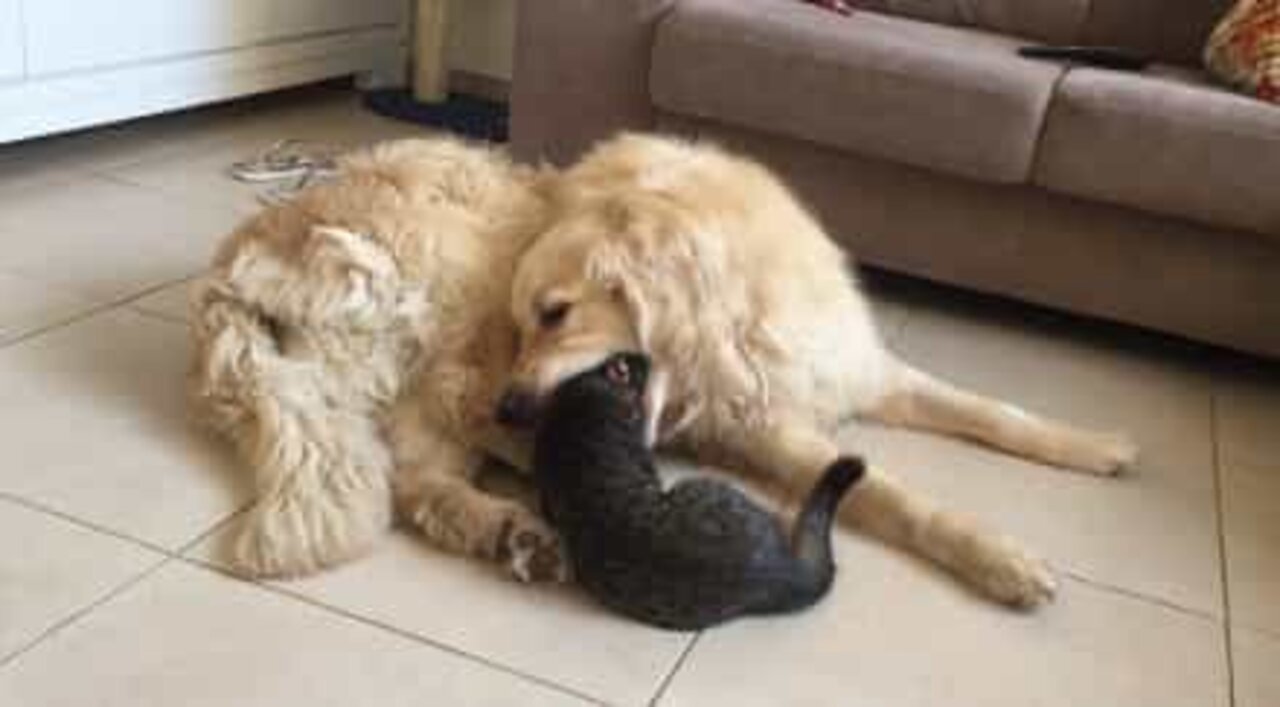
[0,84,1276,707]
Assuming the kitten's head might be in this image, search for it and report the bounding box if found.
[593,352,650,397]
[534,352,651,428]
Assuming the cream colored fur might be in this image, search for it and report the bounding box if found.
[505,134,1140,608]
[192,133,1136,609]
[191,138,560,580]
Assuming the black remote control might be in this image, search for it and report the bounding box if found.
[1018,45,1150,72]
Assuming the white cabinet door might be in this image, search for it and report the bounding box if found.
[25,0,404,77]
[0,0,22,82]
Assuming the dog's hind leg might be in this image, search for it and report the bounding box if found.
[863,361,1138,475]
[235,393,393,578]
[191,227,412,578]
[716,414,1057,609]
[192,290,393,578]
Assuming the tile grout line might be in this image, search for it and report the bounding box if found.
[0,95,617,700]
[1057,568,1222,622]
[0,490,254,563]
[0,274,198,352]
[1062,569,1192,615]
[174,554,609,706]
[0,554,174,672]
[0,488,609,706]
[128,307,189,326]
[1209,392,1237,707]
[0,499,255,674]
[120,273,199,326]
[175,503,255,556]
[648,632,701,707]
[0,115,235,189]
[0,492,177,557]
[1235,620,1280,642]
[88,156,221,186]
[0,295,123,351]
[90,169,255,216]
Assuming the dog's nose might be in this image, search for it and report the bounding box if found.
[496,388,539,427]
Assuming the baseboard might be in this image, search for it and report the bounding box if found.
[0,27,405,145]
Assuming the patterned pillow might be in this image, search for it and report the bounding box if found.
[1205,0,1279,103]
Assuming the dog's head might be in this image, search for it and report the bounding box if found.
[496,202,666,441]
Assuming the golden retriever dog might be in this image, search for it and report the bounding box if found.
[498,134,1139,608]
[190,137,564,580]
[192,132,1133,609]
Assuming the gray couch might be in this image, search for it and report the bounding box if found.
[510,0,1280,358]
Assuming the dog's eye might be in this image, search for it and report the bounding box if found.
[538,301,570,329]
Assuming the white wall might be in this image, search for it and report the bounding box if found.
[447,0,515,80]
[0,0,23,81]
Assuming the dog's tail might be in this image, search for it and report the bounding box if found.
[763,456,865,612]
[189,235,403,578]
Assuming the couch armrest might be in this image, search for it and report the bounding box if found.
[510,0,678,165]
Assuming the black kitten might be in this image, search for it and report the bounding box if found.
[528,352,865,631]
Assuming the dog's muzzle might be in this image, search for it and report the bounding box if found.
[496,387,540,427]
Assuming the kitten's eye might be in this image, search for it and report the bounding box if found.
[538,301,571,329]
[605,358,630,385]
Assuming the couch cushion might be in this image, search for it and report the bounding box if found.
[856,0,1090,45]
[863,0,1232,66]
[1034,66,1280,238]
[1081,0,1234,67]
[663,111,1280,358]
[651,0,1064,183]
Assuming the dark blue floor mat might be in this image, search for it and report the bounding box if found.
[361,89,508,143]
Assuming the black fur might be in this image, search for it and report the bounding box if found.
[531,353,865,630]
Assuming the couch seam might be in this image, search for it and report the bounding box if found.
[644,0,685,119]
[1026,66,1071,185]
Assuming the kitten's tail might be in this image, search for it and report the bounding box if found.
[767,456,865,612]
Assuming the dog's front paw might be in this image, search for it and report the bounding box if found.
[972,535,1058,610]
[1077,432,1139,476]
[498,509,567,583]
[1050,428,1140,476]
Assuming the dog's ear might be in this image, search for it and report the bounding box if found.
[587,243,653,350]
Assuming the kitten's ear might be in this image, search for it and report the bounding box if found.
[621,353,650,392]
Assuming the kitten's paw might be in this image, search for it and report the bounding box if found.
[498,509,567,583]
